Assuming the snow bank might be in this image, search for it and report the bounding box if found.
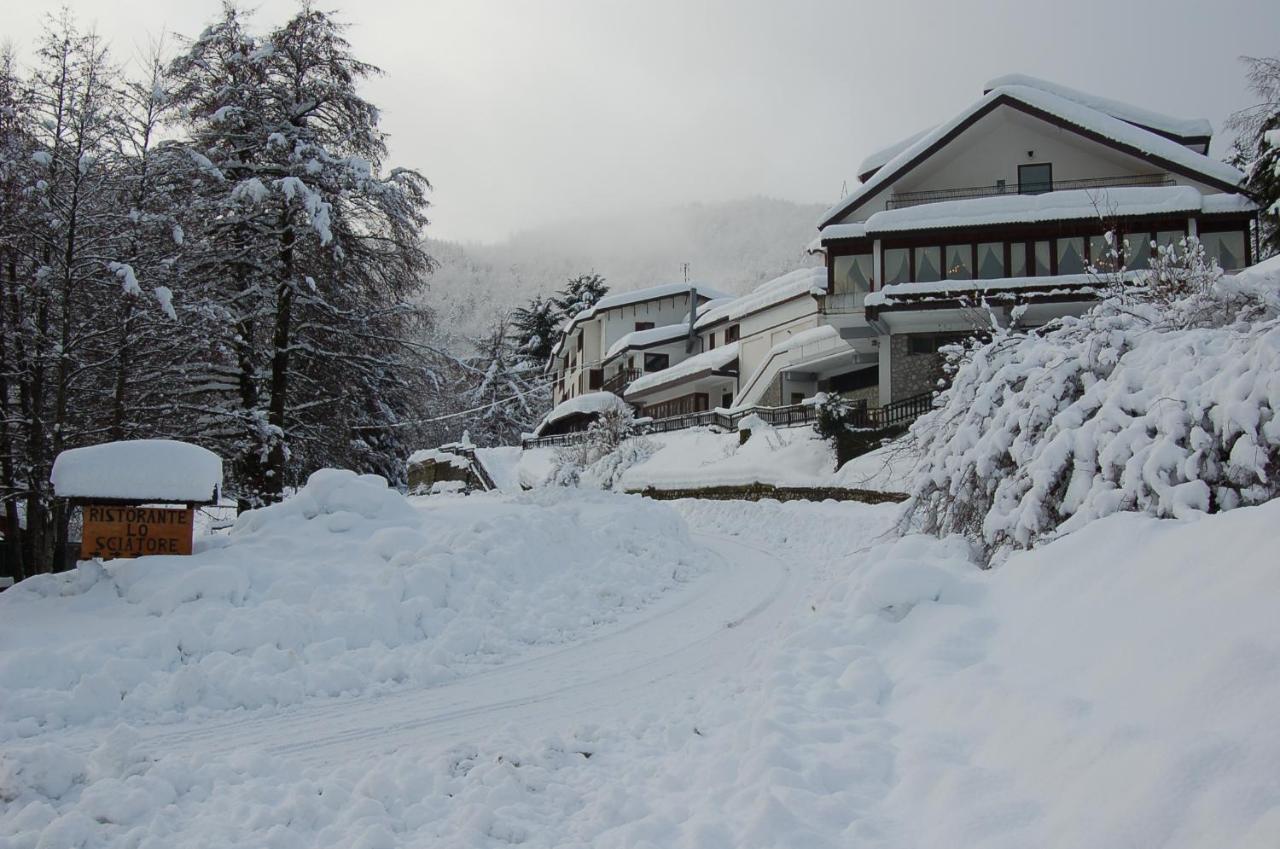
[0,470,703,738]
[405,447,469,470]
[50,439,222,503]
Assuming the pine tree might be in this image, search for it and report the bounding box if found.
[552,272,608,318]
[461,314,548,446]
[509,293,561,366]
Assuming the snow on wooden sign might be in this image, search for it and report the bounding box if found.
[50,439,223,504]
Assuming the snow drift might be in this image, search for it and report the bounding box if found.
[903,258,1280,561]
[0,470,705,739]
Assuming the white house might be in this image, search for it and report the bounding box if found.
[812,73,1257,405]
[547,283,727,409]
[538,74,1258,436]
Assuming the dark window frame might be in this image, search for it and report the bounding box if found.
[1018,162,1053,195]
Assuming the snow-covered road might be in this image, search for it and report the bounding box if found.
[53,531,797,772]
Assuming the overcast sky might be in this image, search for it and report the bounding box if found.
[7,0,1280,243]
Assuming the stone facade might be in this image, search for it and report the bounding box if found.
[889,334,945,401]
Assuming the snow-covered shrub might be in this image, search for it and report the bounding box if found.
[901,257,1280,564]
[551,406,647,487]
[814,393,860,441]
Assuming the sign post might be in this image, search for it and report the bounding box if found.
[80,504,196,560]
[50,439,224,564]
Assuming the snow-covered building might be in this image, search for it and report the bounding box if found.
[547,283,727,407]
[538,74,1259,437]
[812,74,1258,404]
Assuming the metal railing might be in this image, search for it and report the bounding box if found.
[520,393,935,449]
[885,174,1174,210]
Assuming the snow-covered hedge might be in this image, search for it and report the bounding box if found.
[902,257,1280,562]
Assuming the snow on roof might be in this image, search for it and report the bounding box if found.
[816,223,868,242]
[51,439,223,503]
[625,342,739,398]
[605,323,690,360]
[863,272,1124,307]
[406,448,469,470]
[534,391,630,435]
[820,84,1246,228]
[983,74,1213,140]
[695,268,824,330]
[766,323,842,356]
[857,125,935,178]
[551,282,730,357]
[1201,193,1259,215]
[864,186,1204,233]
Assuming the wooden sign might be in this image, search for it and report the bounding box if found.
[81,504,195,561]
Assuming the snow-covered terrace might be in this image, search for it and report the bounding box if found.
[849,187,1255,236]
[625,342,739,400]
[695,268,825,330]
[604,323,690,361]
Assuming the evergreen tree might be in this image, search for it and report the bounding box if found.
[552,272,608,318]
[461,314,548,446]
[508,293,561,366]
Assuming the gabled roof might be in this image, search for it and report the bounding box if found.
[983,74,1213,144]
[857,125,934,182]
[820,84,1245,229]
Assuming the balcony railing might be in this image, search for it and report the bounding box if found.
[521,393,936,448]
[885,174,1174,210]
[602,368,643,395]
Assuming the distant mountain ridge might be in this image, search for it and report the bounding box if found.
[421,196,826,347]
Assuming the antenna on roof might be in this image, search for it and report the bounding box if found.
[681,262,690,284]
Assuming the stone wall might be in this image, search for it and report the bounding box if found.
[889,334,945,401]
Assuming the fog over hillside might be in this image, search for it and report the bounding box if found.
[421,196,826,347]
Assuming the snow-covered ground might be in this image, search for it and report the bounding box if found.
[2,478,1277,847]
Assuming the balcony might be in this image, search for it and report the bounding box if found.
[601,368,643,395]
[885,173,1174,210]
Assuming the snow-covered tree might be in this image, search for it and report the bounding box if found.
[553,272,608,318]
[509,293,561,366]
[1228,55,1280,257]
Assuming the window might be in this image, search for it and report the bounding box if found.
[643,352,669,372]
[833,253,873,295]
[790,393,805,405]
[1156,229,1185,255]
[635,321,655,332]
[1057,237,1085,274]
[884,248,910,285]
[725,324,740,343]
[1089,234,1114,271]
[908,333,968,355]
[1009,242,1027,277]
[1018,163,1053,194]
[722,392,734,409]
[978,242,1005,279]
[576,334,583,352]
[945,244,973,280]
[708,333,717,350]
[1200,230,1247,270]
[914,246,942,282]
[1033,241,1052,276]
[1125,231,1152,270]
